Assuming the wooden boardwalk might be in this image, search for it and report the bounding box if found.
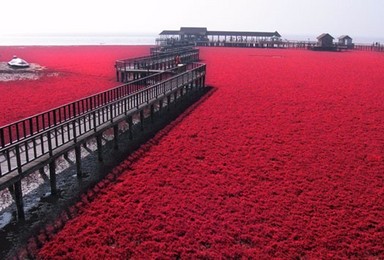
[115,47,200,82]
[0,59,206,219]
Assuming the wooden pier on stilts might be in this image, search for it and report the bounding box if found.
[115,45,200,83]
[0,44,206,221]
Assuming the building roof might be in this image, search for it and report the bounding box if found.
[317,33,334,40]
[180,27,208,34]
[159,30,180,35]
[160,27,281,38]
[338,35,352,40]
[207,31,281,37]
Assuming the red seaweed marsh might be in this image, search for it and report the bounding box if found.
[1,46,384,258]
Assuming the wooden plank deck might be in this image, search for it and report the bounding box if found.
[0,63,206,191]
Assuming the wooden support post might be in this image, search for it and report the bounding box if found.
[150,104,155,123]
[39,167,49,182]
[113,125,119,150]
[159,99,163,111]
[12,144,25,220]
[96,134,103,161]
[49,161,57,195]
[127,116,133,140]
[167,95,171,111]
[75,145,82,178]
[64,152,69,161]
[14,181,25,220]
[140,110,144,131]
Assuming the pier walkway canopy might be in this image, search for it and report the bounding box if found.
[158,27,282,48]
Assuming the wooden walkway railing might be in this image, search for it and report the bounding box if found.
[354,44,384,52]
[0,62,206,220]
[150,43,196,55]
[0,72,171,149]
[115,47,199,82]
[0,63,206,183]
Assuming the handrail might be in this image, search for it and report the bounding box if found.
[116,46,196,63]
[0,63,206,177]
[115,48,199,68]
[0,71,172,148]
[1,48,201,148]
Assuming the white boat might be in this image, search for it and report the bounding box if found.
[8,56,30,68]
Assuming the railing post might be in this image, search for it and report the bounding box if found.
[71,114,77,139]
[11,144,25,220]
[15,144,22,174]
[72,102,77,118]
[136,94,139,109]
[47,130,53,157]
[110,103,114,122]
[0,127,4,148]
[29,118,34,137]
[93,111,97,132]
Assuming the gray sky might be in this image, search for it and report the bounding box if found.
[2,0,383,40]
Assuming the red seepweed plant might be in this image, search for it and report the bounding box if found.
[3,46,383,258]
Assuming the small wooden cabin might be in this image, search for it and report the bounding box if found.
[338,35,353,48]
[317,33,334,47]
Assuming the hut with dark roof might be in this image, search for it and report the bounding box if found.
[317,33,334,48]
[309,33,338,51]
[338,35,354,49]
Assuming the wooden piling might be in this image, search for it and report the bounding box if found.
[49,161,57,195]
[127,116,133,140]
[114,125,119,150]
[150,105,155,123]
[75,145,82,178]
[14,181,25,220]
[140,110,144,131]
[96,134,103,161]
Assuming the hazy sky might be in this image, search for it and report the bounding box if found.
[1,0,383,39]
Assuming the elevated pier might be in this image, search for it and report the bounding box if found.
[158,27,283,48]
[0,47,206,221]
[115,45,199,83]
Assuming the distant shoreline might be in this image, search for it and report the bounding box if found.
[0,33,382,46]
[0,34,158,46]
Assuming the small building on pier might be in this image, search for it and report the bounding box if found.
[338,35,354,49]
[179,27,208,42]
[309,33,338,51]
[158,27,282,48]
[317,33,334,47]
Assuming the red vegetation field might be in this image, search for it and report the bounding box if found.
[2,46,384,258]
[0,46,149,126]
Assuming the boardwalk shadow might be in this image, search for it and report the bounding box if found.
[0,86,214,259]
